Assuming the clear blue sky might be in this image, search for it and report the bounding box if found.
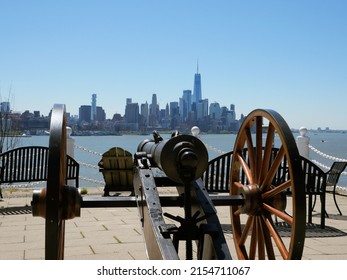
[1,0,346,130]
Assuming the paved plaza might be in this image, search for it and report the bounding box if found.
[1,187,347,260]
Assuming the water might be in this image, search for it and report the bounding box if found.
[15,131,347,189]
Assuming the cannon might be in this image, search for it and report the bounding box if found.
[31,104,306,260]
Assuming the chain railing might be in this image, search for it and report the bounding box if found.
[2,141,346,191]
[307,145,347,194]
[74,144,103,157]
[203,143,227,155]
[1,181,45,190]
[74,144,104,186]
[309,145,347,175]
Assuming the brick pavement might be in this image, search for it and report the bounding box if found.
[1,187,347,260]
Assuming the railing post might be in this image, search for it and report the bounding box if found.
[296,126,310,159]
[191,126,200,137]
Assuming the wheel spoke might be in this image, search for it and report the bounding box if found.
[256,217,266,259]
[249,217,257,259]
[259,123,275,184]
[245,127,255,178]
[263,202,293,225]
[231,210,248,260]
[260,216,276,259]
[233,208,241,216]
[263,214,289,259]
[262,179,291,200]
[233,181,244,189]
[237,153,254,184]
[255,117,263,182]
[239,216,253,246]
[260,146,285,191]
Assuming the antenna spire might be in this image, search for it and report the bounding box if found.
[197,60,199,74]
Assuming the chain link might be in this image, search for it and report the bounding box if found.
[74,144,103,156]
[78,161,99,170]
[79,176,104,185]
[309,145,347,162]
[3,143,345,189]
[309,145,347,176]
[203,143,227,155]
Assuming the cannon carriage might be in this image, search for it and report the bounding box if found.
[31,104,306,260]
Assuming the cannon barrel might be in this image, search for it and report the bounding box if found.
[137,132,208,183]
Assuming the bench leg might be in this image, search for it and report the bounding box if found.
[333,184,343,215]
[320,194,326,229]
[308,194,313,224]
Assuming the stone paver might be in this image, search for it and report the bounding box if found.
[1,187,347,260]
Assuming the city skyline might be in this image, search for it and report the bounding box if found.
[1,1,347,130]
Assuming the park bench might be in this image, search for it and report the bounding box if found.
[321,161,347,216]
[0,146,79,198]
[203,148,347,229]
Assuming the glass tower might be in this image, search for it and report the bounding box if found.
[193,63,202,104]
[91,93,97,121]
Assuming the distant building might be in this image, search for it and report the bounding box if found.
[79,105,92,122]
[170,101,180,129]
[91,94,97,121]
[180,90,192,121]
[192,63,202,105]
[209,102,221,119]
[95,106,106,122]
[124,102,139,130]
[229,104,236,121]
[140,101,149,125]
[149,94,159,127]
[197,99,208,120]
[0,102,10,112]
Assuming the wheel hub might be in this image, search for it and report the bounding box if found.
[238,184,262,215]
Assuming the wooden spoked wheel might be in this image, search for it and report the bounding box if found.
[230,109,306,260]
[45,104,67,260]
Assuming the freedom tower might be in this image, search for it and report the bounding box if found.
[192,62,202,104]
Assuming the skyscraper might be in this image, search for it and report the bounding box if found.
[140,101,149,124]
[192,63,202,105]
[150,93,159,121]
[180,90,192,121]
[124,102,139,130]
[0,102,10,112]
[91,93,97,121]
[79,105,92,122]
[197,99,208,120]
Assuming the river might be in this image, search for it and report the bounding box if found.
[13,131,347,189]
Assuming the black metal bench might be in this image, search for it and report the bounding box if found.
[203,150,233,192]
[204,148,288,193]
[0,146,79,198]
[203,149,346,229]
[326,161,347,215]
[300,157,327,227]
